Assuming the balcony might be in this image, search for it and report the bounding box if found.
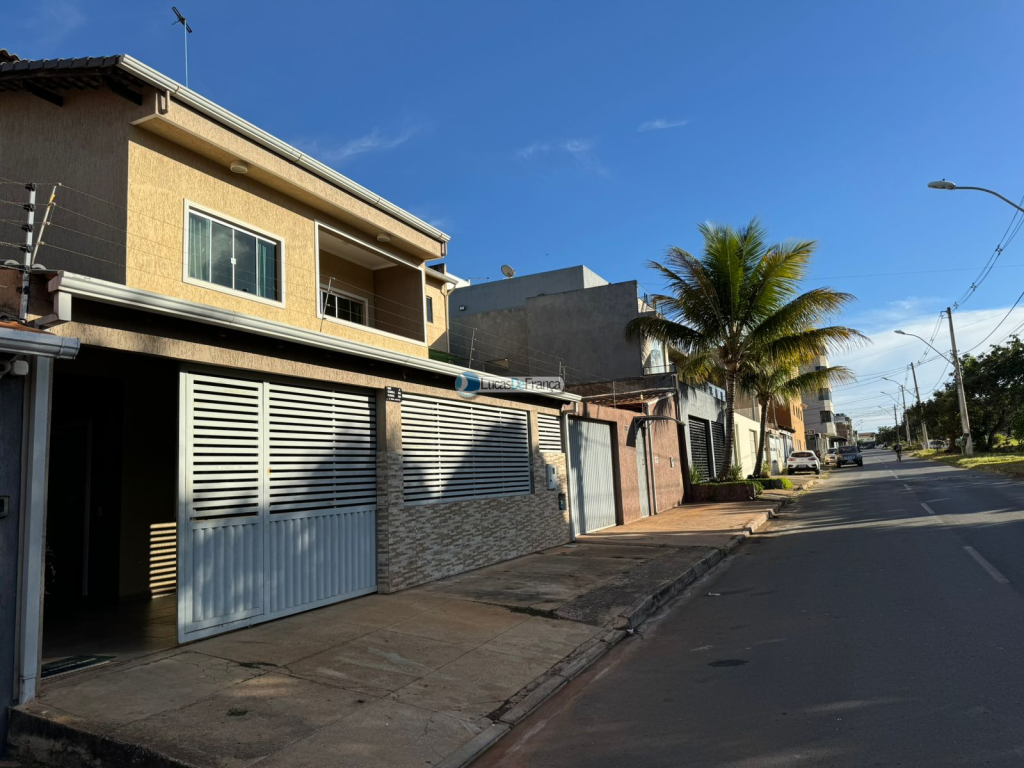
[316,223,425,345]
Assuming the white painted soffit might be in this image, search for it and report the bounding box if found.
[116,56,449,245]
[0,325,80,359]
[49,273,579,402]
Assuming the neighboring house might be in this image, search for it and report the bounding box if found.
[801,353,840,453]
[0,51,576,720]
[448,266,669,381]
[448,266,733,524]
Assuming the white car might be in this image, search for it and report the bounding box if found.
[823,448,839,466]
[787,450,821,475]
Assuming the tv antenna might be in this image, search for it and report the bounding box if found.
[171,7,193,87]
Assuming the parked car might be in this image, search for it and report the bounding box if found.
[823,448,839,466]
[787,450,821,475]
[836,444,864,467]
[928,439,949,450]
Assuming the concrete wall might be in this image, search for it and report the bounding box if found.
[448,280,646,384]
[451,266,608,315]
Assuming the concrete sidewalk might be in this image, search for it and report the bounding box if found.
[8,498,793,768]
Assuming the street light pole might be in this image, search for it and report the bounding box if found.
[909,362,929,450]
[893,322,973,456]
[946,306,973,456]
[927,180,1024,214]
[881,377,913,445]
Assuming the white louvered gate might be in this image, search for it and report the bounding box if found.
[401,394,531,504]
[179,372,377,642]
[537,412,563,453]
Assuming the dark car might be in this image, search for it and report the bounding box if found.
[836,444,863,467]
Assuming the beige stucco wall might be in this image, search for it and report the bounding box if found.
[425,278,450,352]
[0,90,138,283]
[125,129,430,357]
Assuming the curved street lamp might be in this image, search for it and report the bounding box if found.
[927,180,1024,215]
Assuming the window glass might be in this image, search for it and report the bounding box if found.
[258,240,279,301]
[187,210,281,301]
[426,296,434,323]
[234,231,257,296]
[210,221,234,289]
[187,213,210,281]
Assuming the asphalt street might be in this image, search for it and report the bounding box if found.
[476,450,1024,767]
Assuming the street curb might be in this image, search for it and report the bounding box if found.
[464,503,780,767]
[435,723,511,768]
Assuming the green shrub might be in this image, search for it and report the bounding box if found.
[689,466,705,486]
[726,464,744,481]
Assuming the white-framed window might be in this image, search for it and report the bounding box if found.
[426,296,434,324]
[401,393,532,504]
[320,286,368,326]
[187,208,282,302]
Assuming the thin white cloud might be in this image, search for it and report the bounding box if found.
[295,124,424,166]
[638,118,689,132]
[516,138,608,175]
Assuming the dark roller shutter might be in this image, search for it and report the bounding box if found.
[688,417,711,481]
[711,421,727,476]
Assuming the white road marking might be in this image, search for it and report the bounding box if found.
[920,503,936,515]
[903,484,912,491]
[963,546,1010,584]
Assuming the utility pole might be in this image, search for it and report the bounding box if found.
[18,183,36,321]
[947,307,973,456]
[893,404,899,442]
[900,385,911,444]
[910,362,929,450]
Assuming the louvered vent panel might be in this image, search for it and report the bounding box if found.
[266,383,377,515]
[537,412,563,453]
[187,375,263,520]
[402,394,532,504]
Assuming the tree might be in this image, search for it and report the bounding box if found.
[739,354,853,477]
[627,219,865,480]
[914,336,1024,451]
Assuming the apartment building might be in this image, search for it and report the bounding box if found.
[0,52,575,718]
[801,353,840,453]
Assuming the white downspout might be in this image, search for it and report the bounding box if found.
[17,356,53,703]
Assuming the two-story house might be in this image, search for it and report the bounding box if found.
[0,51,576,713]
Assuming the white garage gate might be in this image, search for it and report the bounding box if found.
[178,371,378,642]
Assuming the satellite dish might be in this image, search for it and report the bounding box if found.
[500,264,516,279]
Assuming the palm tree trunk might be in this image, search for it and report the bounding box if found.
[753,397,769,477]
[720,370,737,481]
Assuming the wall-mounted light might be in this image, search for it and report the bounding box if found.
[230,160,249,174]
[458,305,466,311]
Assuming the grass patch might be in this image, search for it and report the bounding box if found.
[919,450,1024,478]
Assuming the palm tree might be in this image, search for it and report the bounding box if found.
[627,219,865,481]
[738,354,854,477]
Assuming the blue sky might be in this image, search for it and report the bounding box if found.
[9,0,1024,428]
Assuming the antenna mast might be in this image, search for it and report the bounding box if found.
[171,7,193,87]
